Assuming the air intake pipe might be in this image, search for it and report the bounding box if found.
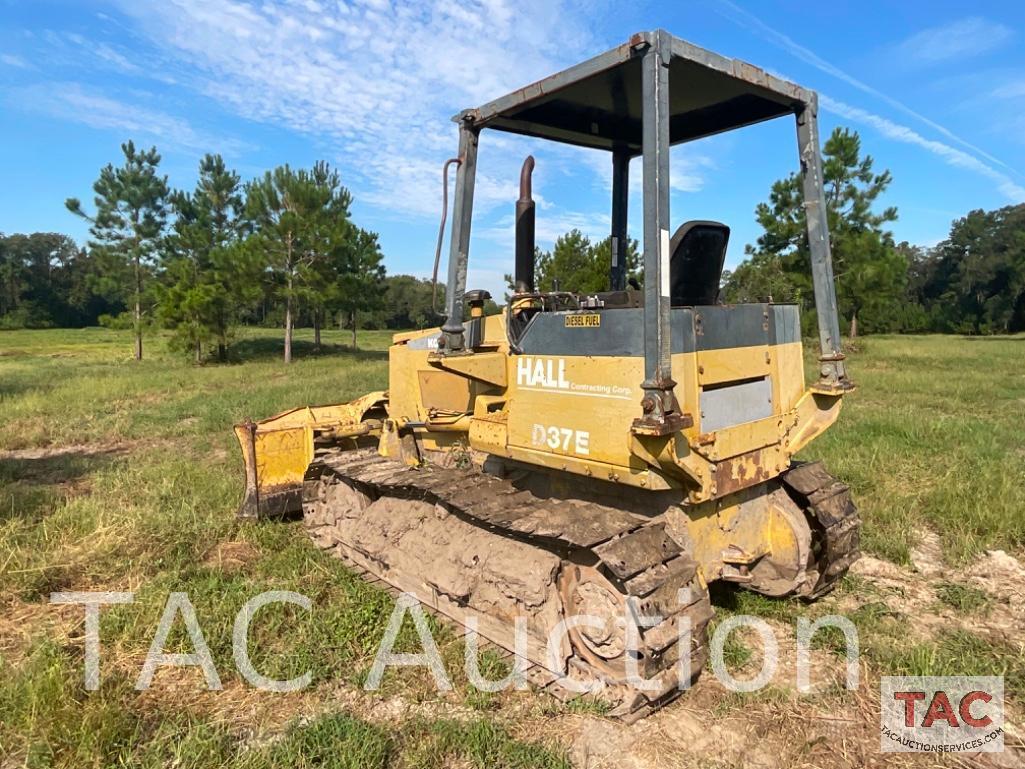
[514,155,535,293]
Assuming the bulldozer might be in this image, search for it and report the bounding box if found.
[234,30,860,717]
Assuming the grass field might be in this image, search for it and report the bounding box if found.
[1,327,1023,767]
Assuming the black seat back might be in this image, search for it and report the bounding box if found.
[669,220,730,306]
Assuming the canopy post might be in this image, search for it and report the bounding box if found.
[610,151,630,291]
[795,97,850,389]
[633,29,690,436]
[440,119,479,353]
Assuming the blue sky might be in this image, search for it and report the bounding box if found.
[2,0,1023,300]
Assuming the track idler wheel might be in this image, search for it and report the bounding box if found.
[745,462,861,600]
[559,563,631,675]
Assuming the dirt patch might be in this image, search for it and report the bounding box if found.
[555,670,1024,768]
[202,541,261,572]
[908,527,944,579]
[964,550,1025,640]
[0,597,75,665]
[0,442,132,462]
[0,438,182,492]
[557,679,915,769]
[0,437,180,462]
[847,537,1025,642]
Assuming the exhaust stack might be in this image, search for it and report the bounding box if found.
[514,155,536,293]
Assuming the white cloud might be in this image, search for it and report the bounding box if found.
[109,0,605,219]
[1,53,31,69]
[93,42,141,73]
[18,82,251,156]
[820,94,1025,203]
[710,0,1014,173]
[671,151,716,193]
[992,79,1025,100]
[895,18,1014,66]
[480,209,610,252]
[580,145,715,195]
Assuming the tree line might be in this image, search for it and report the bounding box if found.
[3,128,1023,350]
[0,229,447,332]
[60,141,395,363]
[0,142,455,361]
[721,128,1025,336]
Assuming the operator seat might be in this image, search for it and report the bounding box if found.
[669,220,730,306]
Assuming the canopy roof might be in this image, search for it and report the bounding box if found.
[458,30,812,154]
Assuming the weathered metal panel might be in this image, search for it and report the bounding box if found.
[693,304,770,350]
[713,446,778,497]
[461,30,809,151]
[516,306,800,357]
[641,30,673,391]
[668,37,811,104]
[700,377,773,433]
[610,151,630,291]
[771,304,801,345]
[465,40,638,124]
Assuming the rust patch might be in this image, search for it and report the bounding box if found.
[713,448,773,496]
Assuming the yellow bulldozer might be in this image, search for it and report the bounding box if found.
[234,30,859,717]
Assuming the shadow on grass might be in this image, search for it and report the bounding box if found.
[0,377,58,400]
[960,336,1025,342]
[708,581,747,611]
[228,337,388,363]
[0,446,124,523]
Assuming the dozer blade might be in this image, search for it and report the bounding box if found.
[234,392,387,518]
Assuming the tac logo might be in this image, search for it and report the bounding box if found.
[880,676,1004,753]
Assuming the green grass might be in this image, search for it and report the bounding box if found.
[805,334,1025,564]
[0,641,570,768]
[934,580,992,614]
[0,327,568,768]
[877,630,1025,696]
[1,327,1024,765]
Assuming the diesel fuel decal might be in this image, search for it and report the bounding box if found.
[565,314,600,328]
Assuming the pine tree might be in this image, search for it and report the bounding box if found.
[66,141,168,359]
[244,162,352,363]
[303,162,353,352]
[329,226,386,349]
[160,154,257,362]
[505,231,640,295]
[722,128,906,336]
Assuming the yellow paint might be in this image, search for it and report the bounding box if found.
[430,350,508,387]
[237,309,847,514]
[233,393,385,515]
[696,344,770,386]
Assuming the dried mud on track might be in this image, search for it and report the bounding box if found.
[548,540,1025,769]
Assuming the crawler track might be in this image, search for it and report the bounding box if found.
[302,448,713,719]
[781,461,862,599]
